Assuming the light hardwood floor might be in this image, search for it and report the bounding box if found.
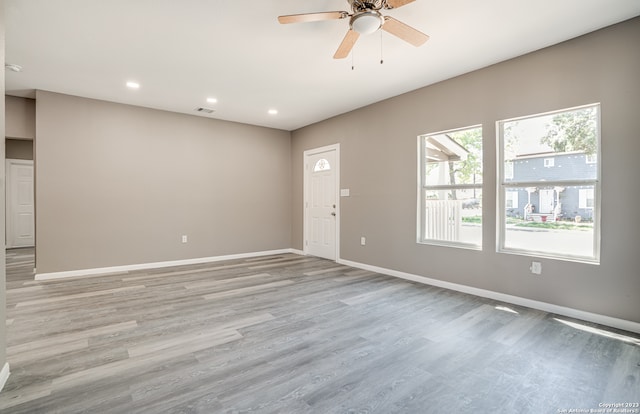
[1,248,639,413]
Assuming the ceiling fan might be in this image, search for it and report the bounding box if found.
[278,0,429,59]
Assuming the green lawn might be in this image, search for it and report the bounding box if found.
[463,216,593,231]
[509,218,593,231]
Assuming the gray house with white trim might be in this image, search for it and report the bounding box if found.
[505,151,597,221]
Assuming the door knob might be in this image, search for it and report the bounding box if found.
[331,212,336,216]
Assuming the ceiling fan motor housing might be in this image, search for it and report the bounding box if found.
[349,0,385,11]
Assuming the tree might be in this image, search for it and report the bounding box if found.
[540,107,597,154]
[503,121,520,160]
[447,128,483,199]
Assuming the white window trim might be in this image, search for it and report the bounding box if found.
[505,161,514,180]
[496,103,601,264]
[578,188,595,209]
[506,190,518,209]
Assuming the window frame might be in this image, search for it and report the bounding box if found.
[579,188,595,209]
[417,124,483,250]
[496,104,601,264]
[505,190,519,209]
[504,161,514,180]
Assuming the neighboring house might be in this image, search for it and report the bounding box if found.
[505,151,597,221]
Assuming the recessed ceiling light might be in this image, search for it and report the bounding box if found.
[206,97,218,104]
[5,63,23,72]
[268,109,278,115]
[126,81,140,89]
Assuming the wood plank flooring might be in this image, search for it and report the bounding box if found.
[1,248,639,413]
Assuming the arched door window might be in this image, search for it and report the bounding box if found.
[313,158,331,172]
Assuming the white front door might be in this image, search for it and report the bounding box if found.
[539,189,555,214]
[304,146,338,260]
[6,159,35,248]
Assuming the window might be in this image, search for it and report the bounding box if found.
[418,125,482,248]
[313,158,331,172]
[506,191,519,209]
[504,161,514,180]
[498,104,600,263]
[579,188,595,209]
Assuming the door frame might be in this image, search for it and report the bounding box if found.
[303,144,340,261]
[6,158,35,248]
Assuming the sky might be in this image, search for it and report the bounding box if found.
[504,115,554,157]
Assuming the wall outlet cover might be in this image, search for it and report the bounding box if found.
[530,261,542,274]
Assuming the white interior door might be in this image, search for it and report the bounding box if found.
[304,146,338,260]
[6,160,35,248]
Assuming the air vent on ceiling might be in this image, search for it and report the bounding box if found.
[195,107,215,114]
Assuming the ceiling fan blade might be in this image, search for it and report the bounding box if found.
[333,29,360,59]
[278,11,348,24]
[384,0,416,9]
[381,16,429,47]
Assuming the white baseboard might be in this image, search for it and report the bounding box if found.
[35,249,299,281]
[338,258,640,334]
[0,363,10,393]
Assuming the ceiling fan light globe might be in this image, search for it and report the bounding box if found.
[350,11,384,35]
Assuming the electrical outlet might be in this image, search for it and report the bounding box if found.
[360,237,366,246]
[530,261,542,274]
[181,235,188,243]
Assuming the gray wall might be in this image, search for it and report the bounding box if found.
[36,91,292,273]
[291,17,640,323]
[0,0,7,382]
[5,96,35,139]
[6,139,33,160]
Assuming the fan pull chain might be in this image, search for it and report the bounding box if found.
[351,49,355,71]
[380,31,384,65]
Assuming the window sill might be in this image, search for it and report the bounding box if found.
[497,247,600,265]
[417,240,482,251]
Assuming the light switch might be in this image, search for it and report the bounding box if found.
[340,189,350,197]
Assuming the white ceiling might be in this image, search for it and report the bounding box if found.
[5,1,640,131]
